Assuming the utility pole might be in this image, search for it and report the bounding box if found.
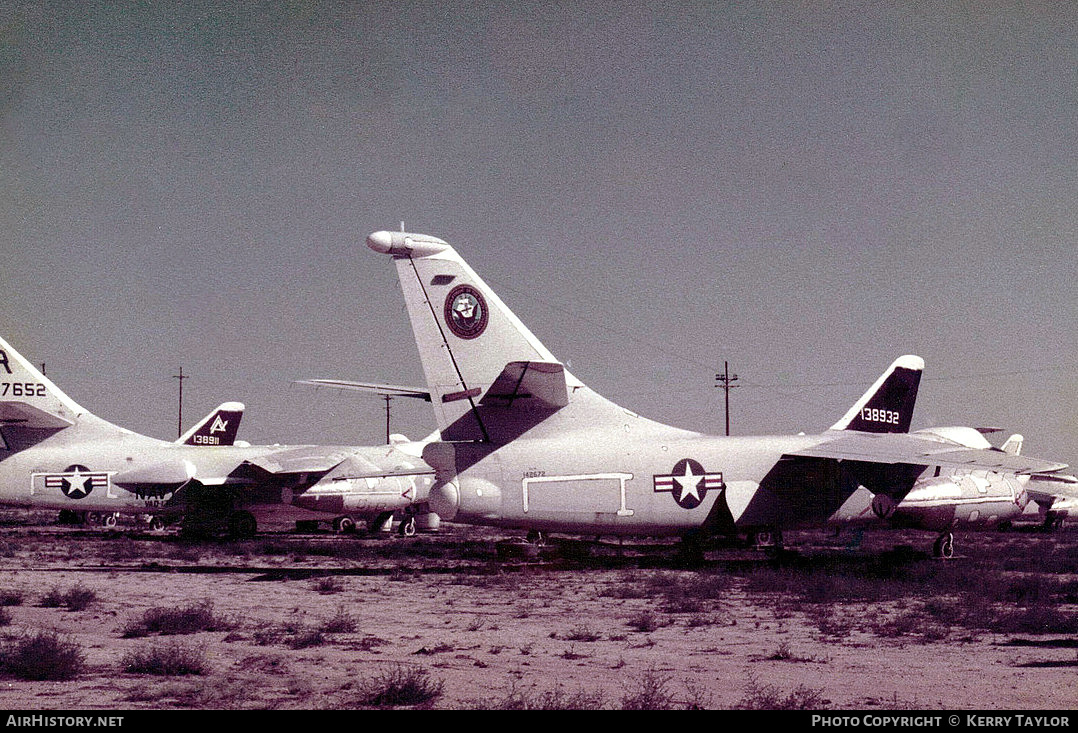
[172,366,188,438]
[714,361,739,436]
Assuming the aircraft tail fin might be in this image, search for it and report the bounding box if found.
[0,336,89,450]
[1001,434,1024,456]
[175,402,245,446]
[367,231,587,442]
[829,355,923,433]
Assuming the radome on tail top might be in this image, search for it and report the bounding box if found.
[0,335,433,537]
[366,229,1069,557]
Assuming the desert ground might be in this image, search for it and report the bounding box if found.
[0,510,1075,711]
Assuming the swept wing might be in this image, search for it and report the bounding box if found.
[790,432,1067,474]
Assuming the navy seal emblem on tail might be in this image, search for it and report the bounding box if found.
[444,284,489,340]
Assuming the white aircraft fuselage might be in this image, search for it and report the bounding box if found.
[0,335,434,534]
[366,229,1064,555]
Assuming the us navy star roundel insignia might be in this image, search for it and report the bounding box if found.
[653,458,724,510]
[42,465,110,500]
[444,284,489,340]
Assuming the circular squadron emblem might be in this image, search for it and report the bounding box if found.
[444,284,488,340]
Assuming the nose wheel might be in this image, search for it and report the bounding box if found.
[933,532,955,559]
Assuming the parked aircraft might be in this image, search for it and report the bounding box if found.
[365,229,1068,557]
[0,335,433,537]
[826,426,1044,556]
[58,401,248,529]
[847,427,1078,542]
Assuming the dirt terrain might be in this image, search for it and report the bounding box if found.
[0,511,1075,710]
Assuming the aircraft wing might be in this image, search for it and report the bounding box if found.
[240,446,357,475]
[294,379,432,401]
[1025,473,1078,502]
[790,432,1068,474]
[0,401,75,430]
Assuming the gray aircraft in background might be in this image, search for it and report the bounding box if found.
[364,229,1068,557]
[0,335,433,537]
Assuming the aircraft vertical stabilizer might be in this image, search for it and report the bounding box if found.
[176,402,245,446]
[829,355,923,433]
[0,336,89,448]
[368,231,584,441]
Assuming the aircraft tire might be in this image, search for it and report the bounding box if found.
[933,532,954,559]
[333,516,355,534]
[399,516,417,537]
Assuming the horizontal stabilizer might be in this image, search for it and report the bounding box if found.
[295,379,432,401]
[792,432,1067,474]
[0,402,75,430]
[481,361,569,410]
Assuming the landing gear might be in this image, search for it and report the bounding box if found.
[526,530,545,546]
[57,510,83,526]
[933,531,954,559]
[398,515,417,537]
[749,528,784,552]
[228,511,257,540]
[332,516,356,534]
[1043,512,1065,531]
[368,512,394,533]
[148,516,167,532]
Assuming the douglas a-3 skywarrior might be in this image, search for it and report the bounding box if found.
[365,229,1069,557]
[0,335,433,537]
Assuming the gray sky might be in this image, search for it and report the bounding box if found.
[2,1,1076,466]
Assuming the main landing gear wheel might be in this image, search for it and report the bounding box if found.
[149,516,166,532]
[526,530,545,546]
[333,516,355,534]
[933,532,955,559]
[398,515,417,537]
